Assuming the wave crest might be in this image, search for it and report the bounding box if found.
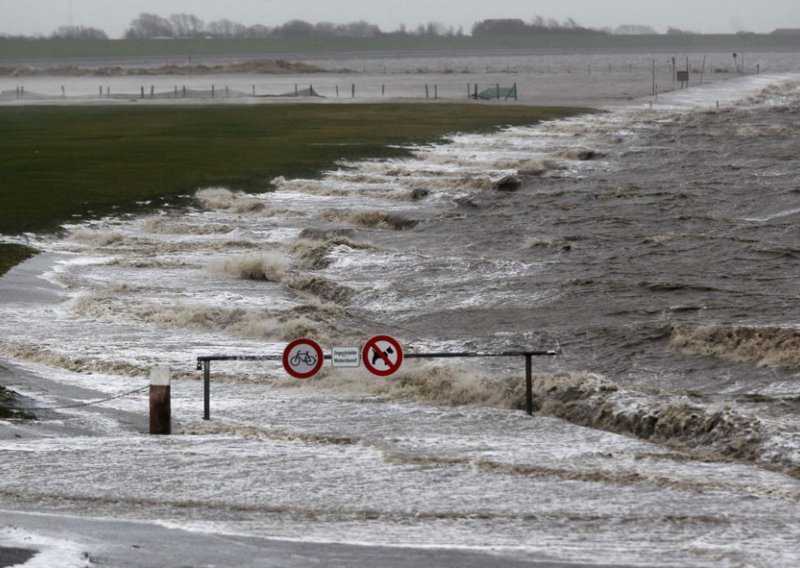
[195,188,265,214]
[206,253,288,282]
[670,324,800,367]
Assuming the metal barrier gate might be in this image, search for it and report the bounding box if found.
[196,349,559,420]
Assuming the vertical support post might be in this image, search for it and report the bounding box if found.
[252,85,256,96]
[183,86,186,98]
[140,86,144,99]
[149,366,171,435]
[336,85,339,97]
[434,84,438,99]
[525,353,533,416]
[203,360,211,420]
[496,83,500,99]
[652,59,656,97]
[351,83,355,98]
[425,84,429,98]
[211,84,215,98]
[150,85,154,99]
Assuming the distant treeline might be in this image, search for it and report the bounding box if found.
[3,13,628,41]
[4,13,792,41]
[472,18,602,36]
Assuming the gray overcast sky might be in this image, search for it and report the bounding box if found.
[0,0,797,37]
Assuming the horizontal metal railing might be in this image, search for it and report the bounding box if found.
[196,349,560,420]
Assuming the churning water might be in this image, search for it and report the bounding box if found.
[1,71,800,565]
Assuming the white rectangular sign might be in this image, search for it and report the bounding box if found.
[331,346,360,368]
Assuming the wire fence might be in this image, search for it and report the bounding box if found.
[13,385,148,412]
[0,81,525,102]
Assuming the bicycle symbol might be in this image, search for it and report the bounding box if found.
[290,350,318,367]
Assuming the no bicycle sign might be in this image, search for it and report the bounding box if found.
[362,335,404,377]
[283,338,324,379]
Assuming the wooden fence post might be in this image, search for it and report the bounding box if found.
[149,366,171,435]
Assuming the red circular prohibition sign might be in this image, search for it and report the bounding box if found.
[362,335,403,377]
[283,338,324,379]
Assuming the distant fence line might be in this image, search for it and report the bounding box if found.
[0,60,763,103]
[0,82,523,102]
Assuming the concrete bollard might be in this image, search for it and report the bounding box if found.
[149,366,171,435]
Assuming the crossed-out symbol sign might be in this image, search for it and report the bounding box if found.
[283,338,324,379]
[362,335,403,377]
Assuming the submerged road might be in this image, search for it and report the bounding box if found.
[0,510,635,568]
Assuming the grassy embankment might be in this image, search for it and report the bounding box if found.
[0,103,590,271]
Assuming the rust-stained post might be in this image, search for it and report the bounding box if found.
[149,366,171,435]
[525,353,533,416]
[203,360,211,420]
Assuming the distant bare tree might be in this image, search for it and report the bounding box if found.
[275,20,316,37]
[244,24,273,38]
[206,19,246,38]
[342,21,381,38]
[125,13,174,39]
[169,14,205,38]
[51,25,108,40]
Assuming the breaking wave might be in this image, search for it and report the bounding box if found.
[670,324,800,367]
[69,230,126,247]
[139,217,234,235]
[206,253,288,282]
[195,188,265,214]
[287,275,354,304]
[71,292,333,343]
[0,342,149,378]
[319,210,419,230]
[289,236,375,271]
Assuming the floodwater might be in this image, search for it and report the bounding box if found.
[1,56,800,566]
[2,50,798,106]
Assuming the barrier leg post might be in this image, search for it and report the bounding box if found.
[525,354,533,416]
[203,361,211,420]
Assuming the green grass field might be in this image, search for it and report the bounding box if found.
[0,102,590,273]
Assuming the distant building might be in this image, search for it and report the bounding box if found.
[771,28,800,35]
